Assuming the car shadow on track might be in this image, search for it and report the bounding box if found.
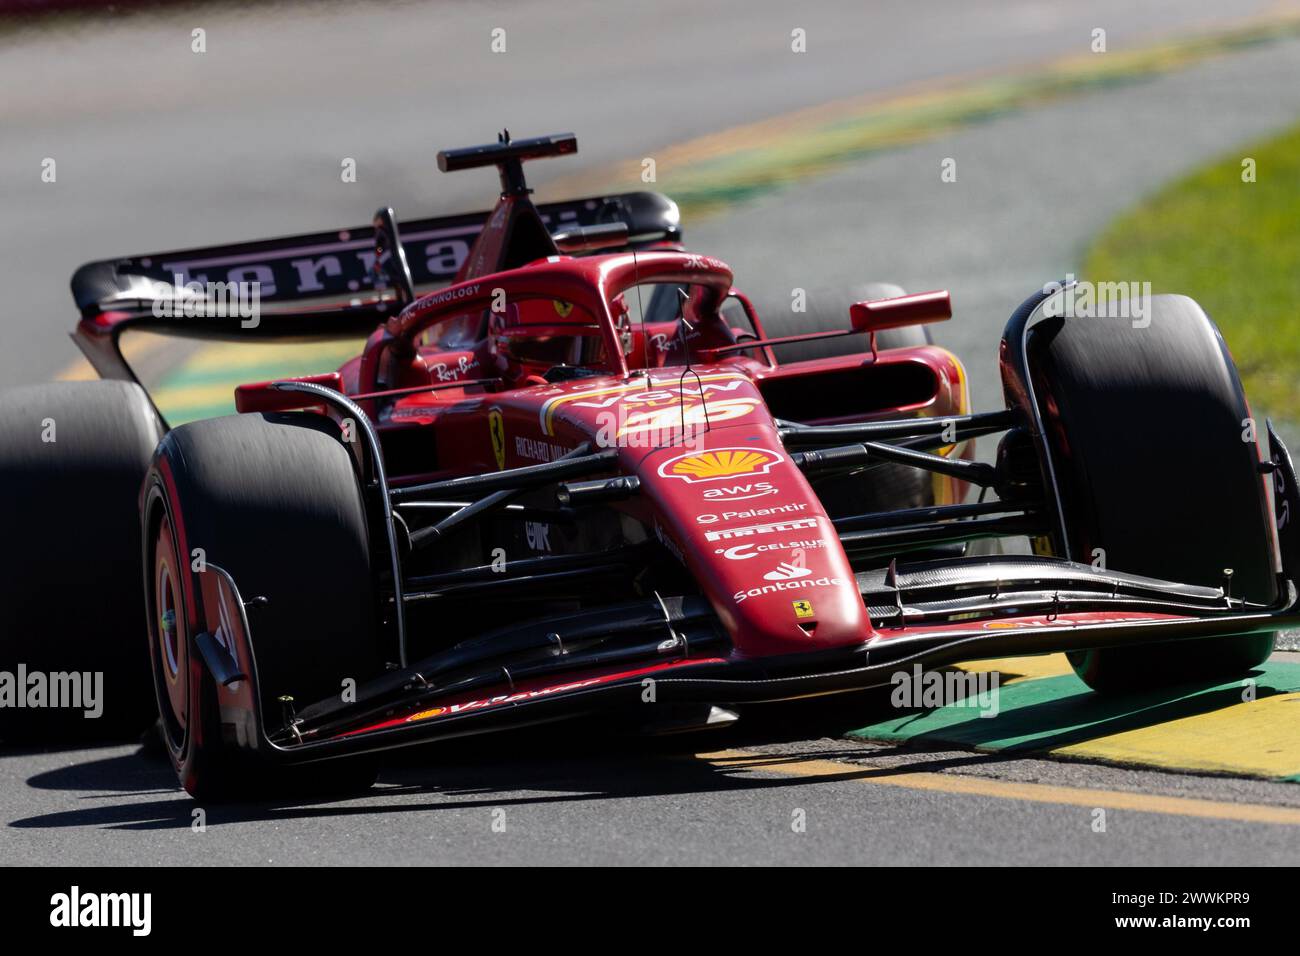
[7,745,1030,834]
[3,686,1044,833]
[9,670,1275,832]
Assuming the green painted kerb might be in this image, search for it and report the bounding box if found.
[849,661,1300,780]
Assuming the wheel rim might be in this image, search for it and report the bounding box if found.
[152,514,188,745]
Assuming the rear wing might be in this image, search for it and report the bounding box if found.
[69,190,681,317]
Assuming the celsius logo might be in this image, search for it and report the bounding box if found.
[763,562,811,581]
[657,447,783,483]
[716,538,825,560]
[50,886,151,936]
[701,481,777,502]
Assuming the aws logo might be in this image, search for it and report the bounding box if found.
[657,447,784,483]
[701,481,777,502]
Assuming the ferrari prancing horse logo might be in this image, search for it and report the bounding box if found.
[488,407,506,470]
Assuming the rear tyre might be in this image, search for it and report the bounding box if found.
[143,412,382,799]
[1023,294,1276,693]
[0,381,162,741]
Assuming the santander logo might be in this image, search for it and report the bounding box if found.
[763,562,812,581]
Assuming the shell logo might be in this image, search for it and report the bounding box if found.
[405,706,448,722]
[657,447,784,483]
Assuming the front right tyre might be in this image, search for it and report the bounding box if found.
[143,411,382,799]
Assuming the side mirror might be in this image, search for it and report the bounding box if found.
[850,289,951,334]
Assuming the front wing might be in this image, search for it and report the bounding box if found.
[194,563,1300,767]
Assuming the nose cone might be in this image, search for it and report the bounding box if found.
[639,437,871,657]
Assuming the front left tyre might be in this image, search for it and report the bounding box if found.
[1016,294,1278,692]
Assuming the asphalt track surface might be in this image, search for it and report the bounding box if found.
[0,0,1278,385]
[3,0,1300,865]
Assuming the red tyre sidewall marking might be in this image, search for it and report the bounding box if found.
[154,457,211,765]
[154,516,187,732]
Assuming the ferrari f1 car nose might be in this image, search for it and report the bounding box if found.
[640,435,871,657]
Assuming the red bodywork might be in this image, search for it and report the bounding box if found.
[66,135,1300,761]
[230,250,968,664]
[100,244,971,751]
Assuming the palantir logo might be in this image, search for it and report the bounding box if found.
[50,886,151,936]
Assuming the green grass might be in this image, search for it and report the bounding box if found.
[1084,122,1300,422]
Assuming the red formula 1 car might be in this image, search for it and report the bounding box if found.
[3,132,1298,798]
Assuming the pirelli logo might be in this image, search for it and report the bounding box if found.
[704,517,819,542]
